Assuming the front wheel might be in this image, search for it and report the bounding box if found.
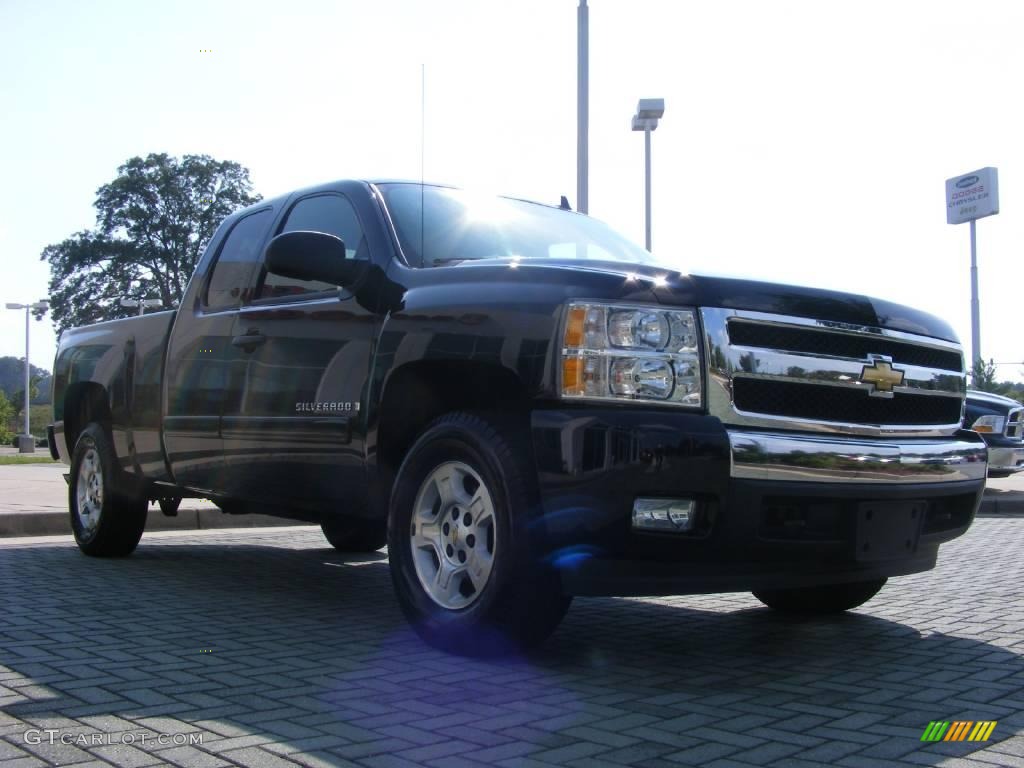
[753,578,887,614]
[388,412,570,656]
[69,423,147,557]
[321,516,387,552]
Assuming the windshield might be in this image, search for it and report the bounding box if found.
[377,183,668,269]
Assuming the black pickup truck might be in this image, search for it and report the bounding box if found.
[964,389,1024,477]
[50,180,987,654]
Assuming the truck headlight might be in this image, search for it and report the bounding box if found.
[560,302,702,407]
[971,414,1005,434]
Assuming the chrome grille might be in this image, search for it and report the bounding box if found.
[1007,408,1023,440]
[727,321,962,372]
[732,378,963,425]
[701,308,966,436]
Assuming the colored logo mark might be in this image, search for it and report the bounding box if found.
[921,721,996,742]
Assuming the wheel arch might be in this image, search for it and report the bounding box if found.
[63,382,112,455]
[374,360,533,485]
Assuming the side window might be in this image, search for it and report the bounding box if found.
[258,194,365,301]
[204,209,273,310]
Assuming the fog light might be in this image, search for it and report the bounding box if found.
[632,498,695,532]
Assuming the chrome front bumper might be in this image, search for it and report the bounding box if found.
[988,445,1024,474]
[730,430,988,484]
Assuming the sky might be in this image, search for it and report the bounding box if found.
[1,0,1022,379]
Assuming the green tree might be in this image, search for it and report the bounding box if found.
[11,374,44,417]
[971,358,999,392]
[0,391,14,445]
[0,358,50,403]
[40,153,261,333]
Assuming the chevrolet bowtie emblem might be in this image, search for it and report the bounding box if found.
[861,358,905,398]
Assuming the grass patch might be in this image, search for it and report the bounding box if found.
[0,455,58,465]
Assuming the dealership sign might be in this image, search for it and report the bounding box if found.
[946,167,999,225]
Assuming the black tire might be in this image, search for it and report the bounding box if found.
[158,497,181,517]
[321,516,387,552]
[388,411,571,656]
[69,423,147,557]
[753,578,887,614]
[213,499,247,515]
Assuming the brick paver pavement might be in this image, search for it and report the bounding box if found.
[0,520,1022,767]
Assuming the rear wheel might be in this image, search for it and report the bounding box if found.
[388,412,571,656]
[69,423,147,557]
[753,578,887,614]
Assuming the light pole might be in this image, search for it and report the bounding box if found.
[969,218,981,368]
[632,98,664,252]
[120,298,163,316]
[5,300,49,453]
[945,167,999,376]
[577,0,589,214]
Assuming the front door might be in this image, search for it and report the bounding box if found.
[220,192,377,511]
[164,207,275,493]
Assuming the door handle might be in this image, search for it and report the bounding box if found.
[231,332,266,352]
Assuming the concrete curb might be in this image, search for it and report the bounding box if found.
[0,509,312,538]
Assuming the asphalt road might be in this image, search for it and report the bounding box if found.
[0,521,1022,768]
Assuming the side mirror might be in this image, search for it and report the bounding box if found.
[265,230,367,289]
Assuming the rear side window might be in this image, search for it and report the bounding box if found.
[205,209,273,310]
[258,194,365,301]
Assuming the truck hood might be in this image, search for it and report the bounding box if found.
[452,257,959,343]
[966,389,1023,409]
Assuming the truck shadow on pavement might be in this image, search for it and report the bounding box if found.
[1,530,1021,766]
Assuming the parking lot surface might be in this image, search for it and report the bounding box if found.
[1,521,1022,768]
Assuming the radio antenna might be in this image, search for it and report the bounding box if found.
[420,63,425,265]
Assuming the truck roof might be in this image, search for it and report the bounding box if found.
[232,179,570,220]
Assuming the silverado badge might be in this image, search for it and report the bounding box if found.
[861,357,905,398]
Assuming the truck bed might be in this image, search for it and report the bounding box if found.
[53,310,177,479]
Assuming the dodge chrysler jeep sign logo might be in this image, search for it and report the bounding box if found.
[946,167,999,225]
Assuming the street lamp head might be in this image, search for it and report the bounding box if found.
[121,296,162,315]
[635,98,665,120]
[632,115,659,132]
[121,297,162,308]
[5,303,26,310]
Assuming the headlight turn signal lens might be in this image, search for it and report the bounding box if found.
[560,302,702,408]
[564,306,586,349]
[562,357,583,395]
[971,415,1004,434]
